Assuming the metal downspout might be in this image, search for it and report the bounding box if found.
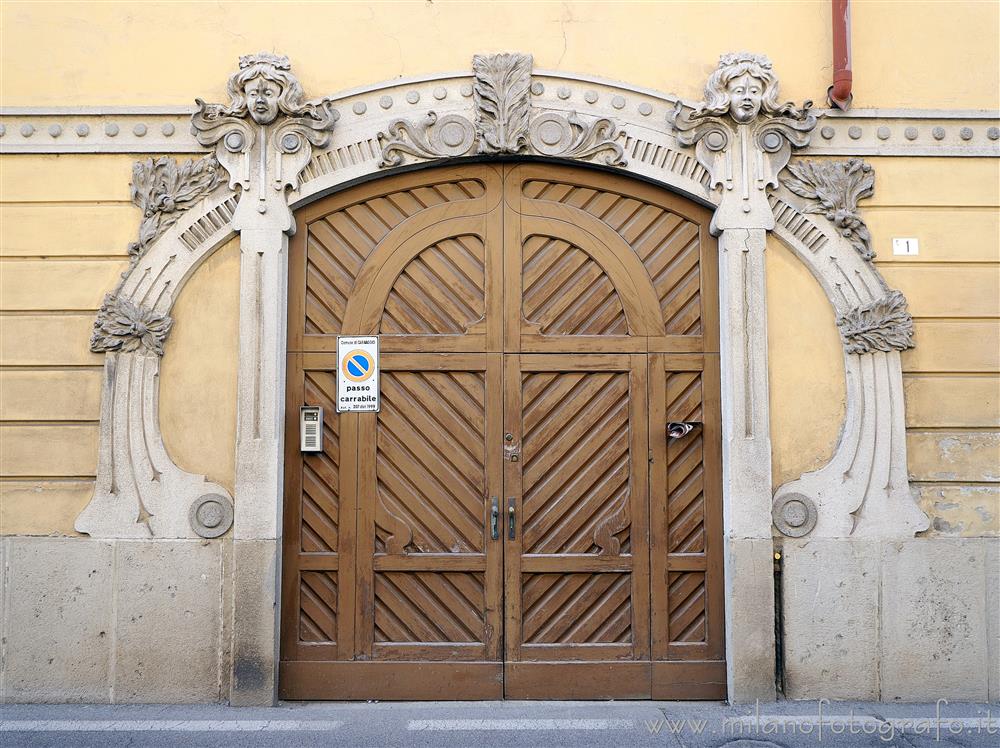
[829,0,854,110]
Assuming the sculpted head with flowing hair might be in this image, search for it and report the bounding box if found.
[695,52,808,124]
[204,52,326,126]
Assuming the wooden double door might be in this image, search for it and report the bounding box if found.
[280,164,725,700]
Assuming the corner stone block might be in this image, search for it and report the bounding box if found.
[114,539,223,703]
[987,539,999,704]
[1,537,113,703]
[725,537,776,703]
[881,538,989,702]
[781,538,879,700]
[230,538,279,706]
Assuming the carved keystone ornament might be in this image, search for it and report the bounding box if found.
[378,53,626,167]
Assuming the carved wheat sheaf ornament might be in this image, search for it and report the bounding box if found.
[127,155,224,260]
[782,158,876,260]
[90,294,173,356]
[473,52,532,153]
[378,52,626,168]
[836,290,915,354]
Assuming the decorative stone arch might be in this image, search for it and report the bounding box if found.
[77,52,924,704]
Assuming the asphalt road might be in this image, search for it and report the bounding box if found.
[1,699,998,747]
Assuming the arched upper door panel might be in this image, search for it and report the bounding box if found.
[504,164,717,354]
[289,162,717,355]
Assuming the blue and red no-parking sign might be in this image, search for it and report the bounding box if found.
[336,336,379,412]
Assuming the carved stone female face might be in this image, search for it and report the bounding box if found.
[726,73,764,123]
[244,75,281,125]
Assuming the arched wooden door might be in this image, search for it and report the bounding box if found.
[279,163,724,700]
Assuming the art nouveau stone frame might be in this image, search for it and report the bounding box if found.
[69,53,928,704]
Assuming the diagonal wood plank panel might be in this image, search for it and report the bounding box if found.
[521,371,631,554]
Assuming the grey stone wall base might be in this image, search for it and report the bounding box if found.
[0,537,227,704]
[782,537,1000,703]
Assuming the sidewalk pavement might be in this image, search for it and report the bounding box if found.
[1,699,998,747]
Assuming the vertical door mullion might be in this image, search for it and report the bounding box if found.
[502,354,524,665]
[484,352,505,661]
[629,353,651,661]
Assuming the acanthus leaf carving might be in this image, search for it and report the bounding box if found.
[90,294,173,356]
[473,52,532,154]
[782,157,876,261]
[128,154,224,259]
[190,52,337,231]
[836,290,915,354]
[669,52,816,232]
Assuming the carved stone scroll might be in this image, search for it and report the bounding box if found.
[528,112,626,165]
[378,112,477,167]
[782,158,876,260]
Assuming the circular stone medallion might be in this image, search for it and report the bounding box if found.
[528,113,573,155]
[772,493,817,538]
[189,493,234,538]
[428,114,476,156]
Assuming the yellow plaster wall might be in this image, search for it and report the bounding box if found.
[2,1,997,109]
[159,239,240,498]
[1,1,997,536]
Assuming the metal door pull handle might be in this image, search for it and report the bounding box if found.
[490,497,499,540]
[667,421,700,439]
[507,498,516,540]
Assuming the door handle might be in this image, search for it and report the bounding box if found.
[490,497,499,540]
[507,497,516,540]
[667,421,701,439]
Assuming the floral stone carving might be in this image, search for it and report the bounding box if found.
[90,294,173,356]
[378,52,625,168]
[782,158,876,260]
[837,290,915,354]
[128,155,223,259]
[191,52,337,230]
[670,52,816,231]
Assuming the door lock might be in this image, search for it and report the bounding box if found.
[667,421,700,439]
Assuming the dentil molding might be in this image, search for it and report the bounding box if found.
[72,51,929,543]
[2,101,997,157]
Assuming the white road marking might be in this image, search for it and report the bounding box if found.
[0,720,343,732]
[407,719,634,731]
